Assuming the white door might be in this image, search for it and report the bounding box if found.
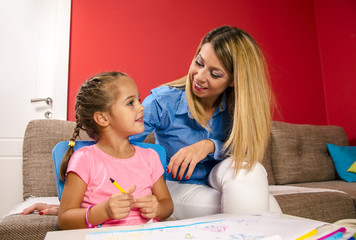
[0,0,71,217]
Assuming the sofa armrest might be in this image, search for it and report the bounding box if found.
[0,214,59,240]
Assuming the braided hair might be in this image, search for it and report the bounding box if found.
[60,71,127,180]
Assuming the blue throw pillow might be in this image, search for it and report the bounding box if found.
[327,143,356,182]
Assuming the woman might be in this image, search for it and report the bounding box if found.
[130,25,281,219]
[22,26,281,218]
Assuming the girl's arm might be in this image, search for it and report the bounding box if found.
[58,172,135,229]
[58,172,91,229]
[133,176,173,220]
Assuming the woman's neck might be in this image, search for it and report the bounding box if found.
[199,95,221,120]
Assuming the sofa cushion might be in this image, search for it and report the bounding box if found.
[262,140,275,185]
[23,119,91,199]
[270,122,349,185]
[327,143,356,182]
[288,180,356,202]
[274,191,356,223]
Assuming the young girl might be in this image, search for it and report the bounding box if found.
[58,72,173,229]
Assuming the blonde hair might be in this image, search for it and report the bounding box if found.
[167,26,273,174]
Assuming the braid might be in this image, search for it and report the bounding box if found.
[72,119,81,141]
[59,121,81,181]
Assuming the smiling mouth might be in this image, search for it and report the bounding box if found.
[193,81,207,91]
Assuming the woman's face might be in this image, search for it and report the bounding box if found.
[189,43,233,106]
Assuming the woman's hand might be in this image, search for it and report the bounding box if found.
[21,203,59,215]
[167,139,215,180]
[105,185,136,220]
[133,195,159,219]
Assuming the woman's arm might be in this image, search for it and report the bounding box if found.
[21,203,59,215]
[209,138,226,161]
[133,176,173,220]
[167,139,215,180]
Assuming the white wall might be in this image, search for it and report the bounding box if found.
[0,0,70,217]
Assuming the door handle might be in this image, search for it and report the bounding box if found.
[30,97,53,105]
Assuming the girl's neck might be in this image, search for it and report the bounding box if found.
[96,138,135,159]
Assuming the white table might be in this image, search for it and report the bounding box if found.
[45,213,356,240]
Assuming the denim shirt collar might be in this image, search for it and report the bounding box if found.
[176,90,227,117]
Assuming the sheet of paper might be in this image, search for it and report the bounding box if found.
[85,214,324,240]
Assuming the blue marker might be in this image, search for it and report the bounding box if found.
[324,232,343,240]
[347,233,356,240]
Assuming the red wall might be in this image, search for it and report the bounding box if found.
[68,0,355,144]
[314,0,356,145]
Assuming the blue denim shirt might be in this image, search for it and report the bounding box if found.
[130,86,232,185]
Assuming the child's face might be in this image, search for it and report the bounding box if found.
[107,76,144,137]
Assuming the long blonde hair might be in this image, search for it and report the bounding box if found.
[168,26,273,174]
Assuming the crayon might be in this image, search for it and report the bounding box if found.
[296,228,318,240]
[317,227,346,240]
[323,232,343,240]
[109,177,126,193]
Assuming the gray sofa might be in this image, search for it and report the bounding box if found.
[0,119,355,240]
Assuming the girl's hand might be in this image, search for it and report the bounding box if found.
[133,195,159,219]
[167,139,215,180]
[105,185,136,220]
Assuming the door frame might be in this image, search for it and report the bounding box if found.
[35,0,71,120]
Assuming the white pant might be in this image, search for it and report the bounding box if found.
[167,159,281,219]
